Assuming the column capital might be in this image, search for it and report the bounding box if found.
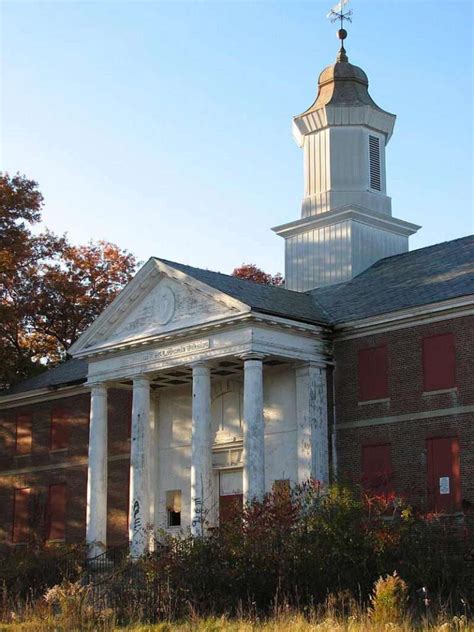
[131,374,152,388]
[87,381,108,394]
[295,361,327,375]
[239,352,265,362]
[190,360,211,370]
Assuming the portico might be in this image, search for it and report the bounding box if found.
[69,258,331,557]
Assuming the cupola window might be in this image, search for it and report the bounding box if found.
[369,135,382,191]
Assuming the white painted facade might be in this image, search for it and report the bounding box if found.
[70,260,331,556]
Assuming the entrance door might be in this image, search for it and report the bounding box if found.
[426,437,461,513]
[219,470,243,524]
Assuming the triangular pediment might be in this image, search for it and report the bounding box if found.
[69,258,250,356]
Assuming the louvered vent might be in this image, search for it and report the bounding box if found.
[369,135,381,191]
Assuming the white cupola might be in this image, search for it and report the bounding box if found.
[273,33,420,291]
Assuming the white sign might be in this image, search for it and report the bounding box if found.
[123,339,210,367]
[439,476,450,495]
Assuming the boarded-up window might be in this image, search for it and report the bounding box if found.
[15,414,32,455]
[219,470,243,525]
[12,487,31,543]
[50,410,69,450]
[47,483,67,540]
[358,345,388,401]
[362,444,394,495]
[427,437,461,513]
[423,333,455,392]
[166,490,181,527]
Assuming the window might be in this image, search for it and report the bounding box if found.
[166,490,181,527]
[273,479,291,503]
[423,333,455,392]
[50,410,69,451]
[427,437,461,513]
[369,135,381,191]
[46,483,67,540]
[362,444,394,495]
[358,345,388,401]
[15,414,32,455]
[12,487,31,543]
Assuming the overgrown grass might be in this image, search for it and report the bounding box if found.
[0,612,473,631]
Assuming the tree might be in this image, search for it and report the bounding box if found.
[0,172,137,390]
[231,263,284,287]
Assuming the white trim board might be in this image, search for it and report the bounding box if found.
[337,405,474,430]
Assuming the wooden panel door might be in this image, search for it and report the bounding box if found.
[427,437,461,513]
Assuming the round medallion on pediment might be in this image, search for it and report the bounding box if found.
[155,285,175,325]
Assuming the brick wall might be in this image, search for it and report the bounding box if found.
[334,315,474,510]
[0,388,132,547]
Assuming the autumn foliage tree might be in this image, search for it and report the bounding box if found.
[0,173,137,389]
[231,263,283,287]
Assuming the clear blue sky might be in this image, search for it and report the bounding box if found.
[1,0,472,276]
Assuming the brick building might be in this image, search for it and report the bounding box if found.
[1,34,473,556]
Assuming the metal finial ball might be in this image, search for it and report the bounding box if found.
[337,28,347,40]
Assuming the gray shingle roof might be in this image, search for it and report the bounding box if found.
[7,358,88,395]
[311,235,474,324]
[5,236,473,397]
[154,258,331,325]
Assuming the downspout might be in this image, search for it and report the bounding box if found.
[331,363,338,481]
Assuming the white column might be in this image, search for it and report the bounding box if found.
[242,356,265,503]
[295,363,329,485]
[148,391,158,548]
[190,362,212,536]
[86,383,108,558]
[129,376,151,558]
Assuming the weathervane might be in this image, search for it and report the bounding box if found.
[326,0,352,62]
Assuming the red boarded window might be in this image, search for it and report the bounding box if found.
[47,483,67,540]
[50,410,69,450]
[362,444,394,495]
[12,487,31,543]
[427,437,461,513]
[358,345,388,401]
[423,333,455,392]
[15,414,32,455]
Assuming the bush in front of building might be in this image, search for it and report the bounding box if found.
[1,483,472,625]
[0,542,85,617]
[104,482,473,623]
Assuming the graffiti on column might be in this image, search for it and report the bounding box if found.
[191,496,204,535]
[133,499,142,533]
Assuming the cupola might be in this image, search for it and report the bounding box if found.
[273,27,420,291]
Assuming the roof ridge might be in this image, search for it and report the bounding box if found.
[368,234,474,268]
[154,257,305,296]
